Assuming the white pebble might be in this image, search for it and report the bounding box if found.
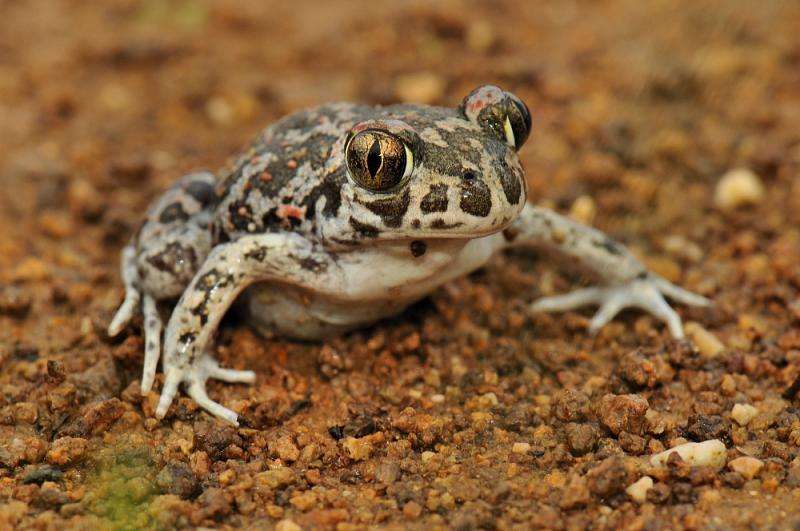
[205,96,234,126]
[731,403,758,426]
[626,476,654,503]
[649,439,727,469]
[714,168,765,211]
[684,322,725,359]
[568,195,596,225]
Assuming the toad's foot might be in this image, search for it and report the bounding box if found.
[530,275,710,339]
[156,353,256,425]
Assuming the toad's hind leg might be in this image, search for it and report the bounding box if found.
[108,171,219,391]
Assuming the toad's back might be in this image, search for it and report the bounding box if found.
[212,102,368,240]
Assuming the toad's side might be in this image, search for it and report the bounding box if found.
[109,85,710,424]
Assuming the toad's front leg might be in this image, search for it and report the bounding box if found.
[505,203,710,338]
[156,233,341,424]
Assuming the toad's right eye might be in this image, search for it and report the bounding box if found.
[345,129,413,192]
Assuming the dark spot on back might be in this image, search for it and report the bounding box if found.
[228,201,255,231]
[302,174,343,219]
[159,202,189,223]
[185,180,217,206]
[145,242,198,277]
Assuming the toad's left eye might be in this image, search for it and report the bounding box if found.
[345,130,413,192]
[460,85,533,151]
[503,94,532,150]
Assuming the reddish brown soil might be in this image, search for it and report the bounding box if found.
[1,1,800,529]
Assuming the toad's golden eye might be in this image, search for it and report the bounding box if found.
[345,130,413,192]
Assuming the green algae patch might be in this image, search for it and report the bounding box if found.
[81,442,161,530]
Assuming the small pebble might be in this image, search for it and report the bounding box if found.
[568,195,596,225]
[218,469,236,486]
[38,211,74,239]
[99,82,133,111]
[731,403,758,426]
[290,490,318,511]
[662,235,704,263]
[68,179,104,220]
[342,436,373,461]
[728,456,764,479]
[0,286,32,317]
[395,72,445,104]
[466,21,496,52]
[206,96,234,125]
[720,374,737,396]
[12,257,50,282]
[714,168,765,210]
[650,439,727,469]
[46,436,88,466]
[421,451,436,463]
[403,500,423,519]
[626,476,654,503]
[22,464,64,485]
[274,435,300,462]
[512,442,531,454]
[597,393,649,435]
[275,519,302,531]
[684,322,725,358]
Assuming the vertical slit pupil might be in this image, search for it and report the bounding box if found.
[367,139,382,178]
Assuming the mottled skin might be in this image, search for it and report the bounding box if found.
[108,85,709,424]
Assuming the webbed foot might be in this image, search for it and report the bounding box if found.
[156,353,256,425]
[531,275,710,339]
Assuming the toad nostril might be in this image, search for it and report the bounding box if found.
[462,171,477,182]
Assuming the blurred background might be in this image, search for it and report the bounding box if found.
[1,1,800,528]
